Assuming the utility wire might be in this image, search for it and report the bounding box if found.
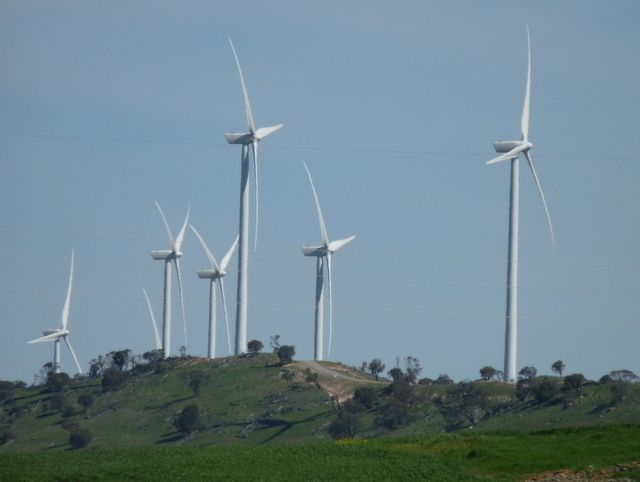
[1,131,638,163]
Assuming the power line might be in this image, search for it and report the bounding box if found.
[1,131,638,163]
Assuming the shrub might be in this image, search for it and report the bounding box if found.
[562,373,587,396]
[434,374,454,385]
[247,340,263,354]
[174,404,200,436]
[353,387,379,408]
[49,393,67,412]
[187,371,207,397]
[77,394,94,411]
[276,346,295,365]
[519,366,537,381]
[303,368,319,384]
[418,377,434,386]
[479,366,498,381]
[68,428,93,449]
[46,372,70,393]
[531,378,560,403]
[61,404,76,418]
[328,411,360,439]
[376,398,413,429]
[0,428,17,445]
[610,381,630,404]
[102,367,128,391]
[0,381,16,404]
[385,380,413,403]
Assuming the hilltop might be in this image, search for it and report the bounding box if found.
[0,353,639,452]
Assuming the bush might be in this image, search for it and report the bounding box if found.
[68,428,93,449]
[102,367,128,391]
[276,345,295,365]
[418,377,434,386]
[562,373,587,396]
[353,387,379,408]
[479,366,498,381]
[174,404,200,436]
[434,374,454,385]
[531,378,560,403]
[49,393,67,412]
[376,398,413,430]
[437,383,488,428]
[610,381,630,405]
[77,394,94,411]
[519,366,538,381]
[187,371,207,397]
[385,380,413,403]
[0,381,16,404]
[247,340,263,354]
[0,428,17,445]
[387,368,404,382]
[303,368,319,384]
[328,411,360,439]
[61,405,76,418]
[46,372,70,393]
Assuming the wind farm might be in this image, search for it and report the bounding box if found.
[2,2,639,478]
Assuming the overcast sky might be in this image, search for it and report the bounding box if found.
[1,1,638,383]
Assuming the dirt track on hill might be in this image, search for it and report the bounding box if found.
[293,360,386,404]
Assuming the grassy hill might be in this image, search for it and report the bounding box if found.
[1,355,640,479]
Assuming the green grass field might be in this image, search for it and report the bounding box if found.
[1,424,638,481]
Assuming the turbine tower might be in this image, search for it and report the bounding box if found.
[190,225,238,359]
[225,38,282,355]
[487,27,554,383]
[150,202,190,358]
[142,287,162,351]
[28,250,83,375]
[301,162,355,361]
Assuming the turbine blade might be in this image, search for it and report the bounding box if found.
[155,201,176,250]
[326,254,333,357]
[220,235,239,272]
[521,26,531,142]
[28,332,63,344]
[229,38,256,134]
[329,235,356,253]
[63,336,83,375]
[142,287,162,350]
[252,141,259,252]
[174,258,187,350]
[487,145,526,165]
[303,162,329,246]
[219,279,232,356]
[174,207,190,252]
[255,124,283,140]
[189,225,220,271]
[61,250,74,330]
[524,151,555,248]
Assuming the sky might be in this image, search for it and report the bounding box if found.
[1,1,638,384]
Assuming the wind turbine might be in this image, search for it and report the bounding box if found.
[28,250,83,375]
[225,38,282,355]
[487,27,554,383]
[142,287,162,351]
[190,225,238,359]
[150,202,190,358]
[301,162,355,361]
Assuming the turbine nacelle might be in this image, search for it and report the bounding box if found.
[224,124,283,145]
[197,269,224,279]
[150,250,174,260]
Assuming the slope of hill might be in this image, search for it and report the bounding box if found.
[1,353,639,453]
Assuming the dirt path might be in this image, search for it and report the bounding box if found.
[293,360,386,404]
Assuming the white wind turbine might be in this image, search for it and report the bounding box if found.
[225,38,282,355]
[487,27,554,383]
[142,287,162,351]
[150,202,190,358]
[28,251,83,375]
[190,225,238,359]
[302,162,355,361]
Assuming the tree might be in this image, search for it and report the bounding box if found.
[88,356,106,379]
[46,372,70,392]
[437,383,488,428]
[276,345,295,365]
[107,349,132,372]
[69,428,93,449]
[247,339,263,354]
[179,345,187,357]
[174,404,200,436]
[479,366,498,381]
[531,378,560,403]
[0,381,16,404]
[328,411,360,439]
[368,359,385,381]
[270,335,281,352]
[77,394,94,412]
[360,361,369,372]
[551,360,565,377]
[49,393,67,412]
[387,367,404,382]
[187,371,207,397]
[434,374,454,385]
[353,387,379,409]
[404,357,422,384]
[385,379,413,403]
[562,373,586,397]
[101,367,128,391]
[143,349,163,364]
[519,366,537,381]
[608,369,640,383]
[376,398,413,429]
